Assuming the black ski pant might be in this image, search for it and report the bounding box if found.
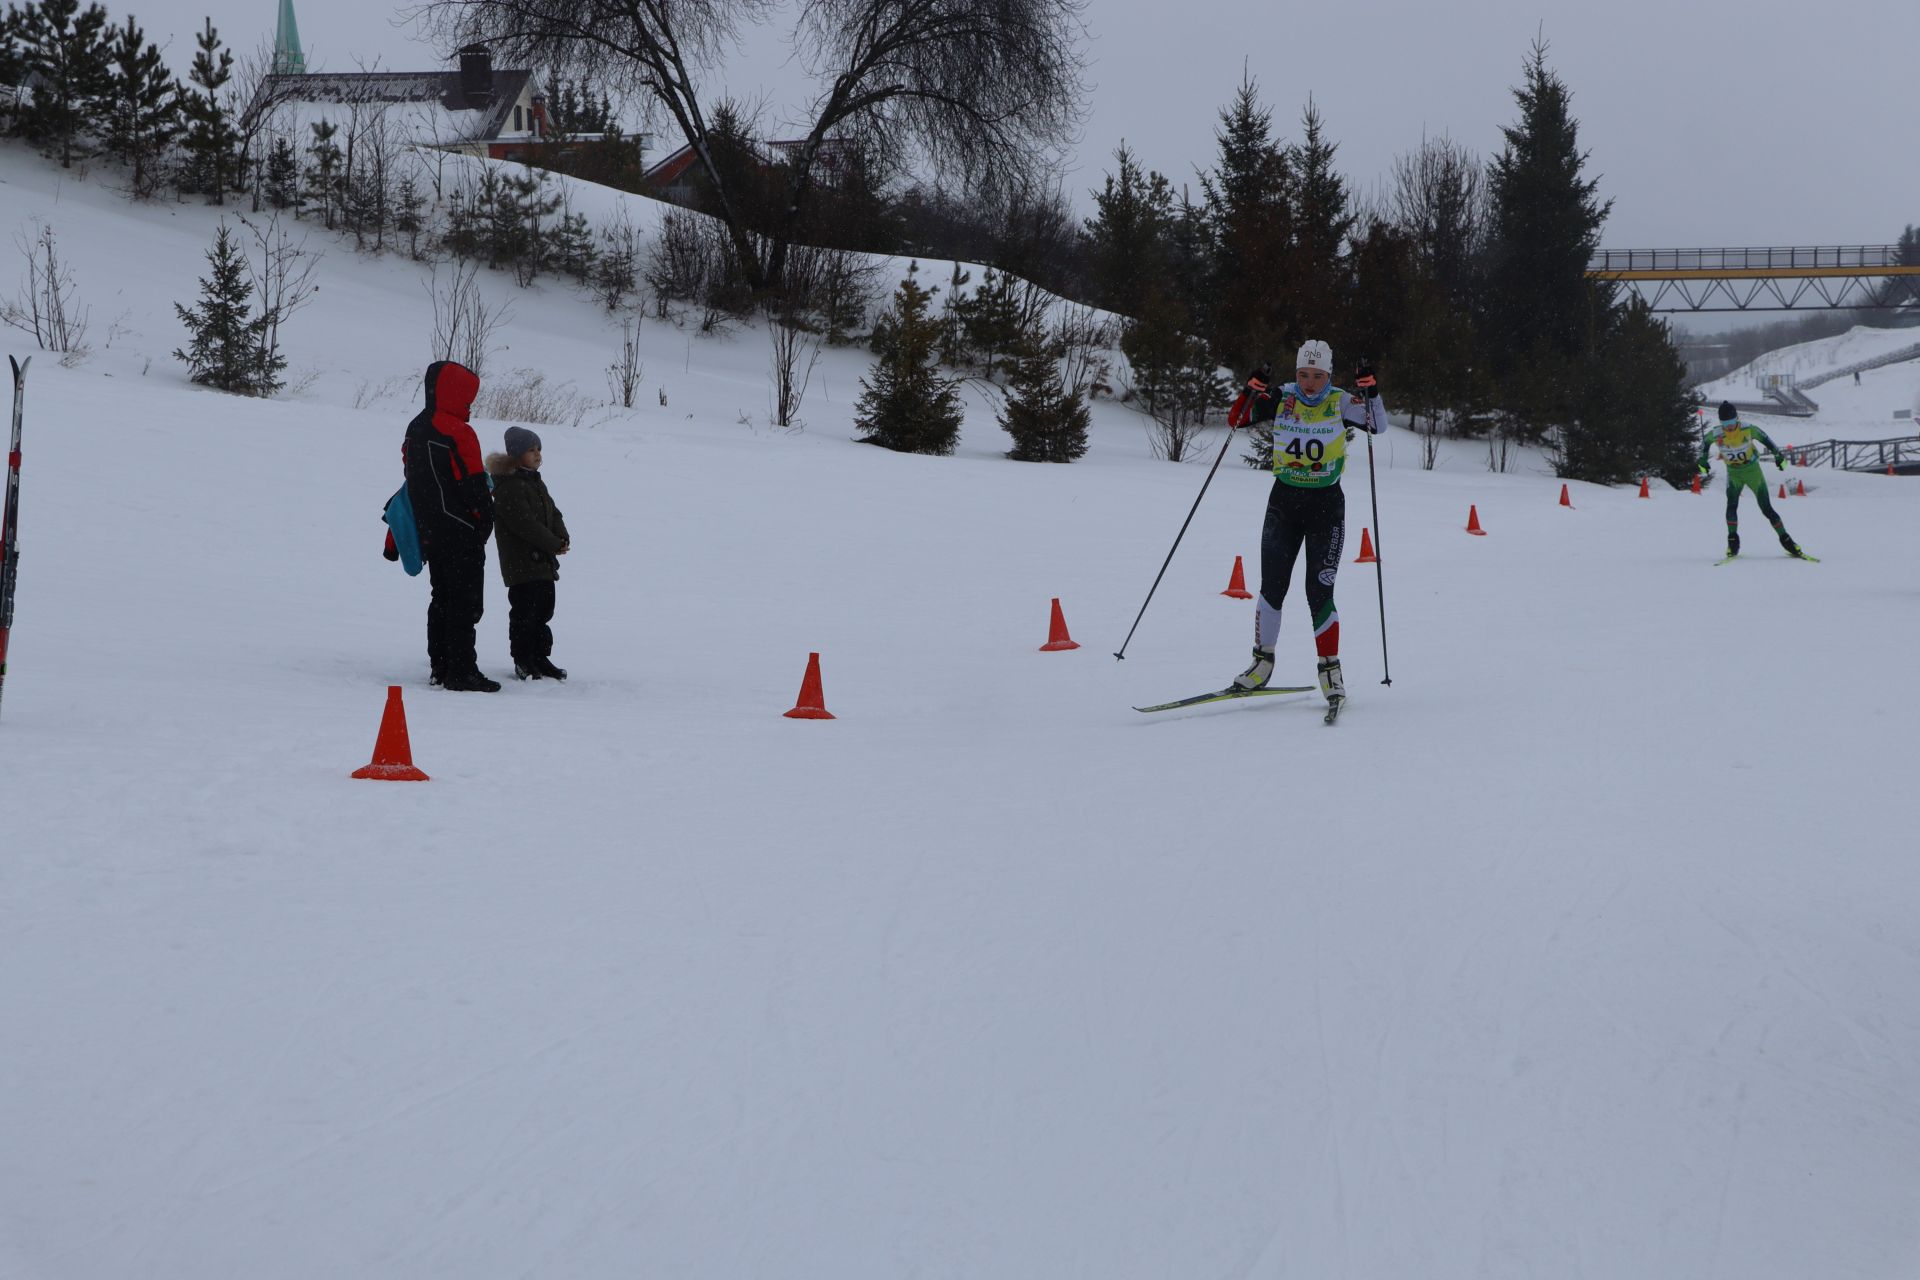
[1259,479,1345,658]
[507,580,557,665]
[426,542,486,678]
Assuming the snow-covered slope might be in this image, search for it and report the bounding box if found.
[3,149,1919,1280]
[1698,323,1920,445]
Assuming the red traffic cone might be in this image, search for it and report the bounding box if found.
[1889,465,1898,476]
[1795,479,1807,496]
[352,685,429,781]
[784,652,835,719]
[1221,555,1253,599]
[1777,483,1787,499]
[1040,598,1081,651]
[1466,505,1487,536]
[1691,472,1702,494]
[1558,484,1573,508]
[1637,476,1651,499]
[1354,527,1378,563]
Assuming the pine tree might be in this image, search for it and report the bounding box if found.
[264,135,298,211]
[1479,38,1611,378]
[395,173,427,259]
[1084,143,1174,318]
[1000,337,1089,463]
[179,18,238,201]
[17,0,114,169]
[102,13,177,198]
[174,224,280,395]
[303,120,342,229]
[1285,96,1355,355]
[1559,298,1695,487]
[856,264,965,455]
[1199,72,1292,372]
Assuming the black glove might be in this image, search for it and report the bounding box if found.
[1245,363,1273,393]
[1354,359,1380,399]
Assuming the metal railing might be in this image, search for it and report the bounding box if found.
[1789,436,1920,471]
[1591,246,1907,272]
[1797,341,1920,390]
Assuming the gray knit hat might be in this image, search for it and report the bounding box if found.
[504,425,542,457]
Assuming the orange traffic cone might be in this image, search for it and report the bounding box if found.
[1637,476,1651,499]
[784,652,835,719]
[1691,472,1702,494]
[351,685,429,781]
[1466,505,1487,536]
[1558,484,1573,508]
[1777,483,1787,499]
[1221,555,1253,599]
[1889,465,1897,476]
[1039,598,1081,651]
[1795,479,1807,496]
[1355,527,1378,562]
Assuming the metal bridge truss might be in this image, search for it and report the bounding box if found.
[1588,245,1920,313]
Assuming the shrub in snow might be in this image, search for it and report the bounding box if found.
[173,224,280,395]
[855,264,964,456]
[1000,342,1089,463]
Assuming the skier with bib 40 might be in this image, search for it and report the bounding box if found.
[1700,401,1806,561]
[1228,340,1385,716]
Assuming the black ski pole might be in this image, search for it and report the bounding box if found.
[1114,426,1237,661]
[1363,418,1392,686]
[1,355,28,721]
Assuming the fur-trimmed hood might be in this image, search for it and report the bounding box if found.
[485,451,524,478]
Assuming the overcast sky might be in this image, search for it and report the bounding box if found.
[131,0,1918,252]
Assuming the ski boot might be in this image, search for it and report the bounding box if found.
[1725,533,1740,561]
[1779,532,1806,559]
[1317,656,1346,724]
[1234,646,1275,691]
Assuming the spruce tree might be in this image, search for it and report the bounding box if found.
[17,0,113,168]
[1000,338,1089,463]
[264,136,299,210]
[1199,73,1292,373]
[1479,38,1611,376]
[1560,299,1696,487]
[855,264,965,455]
[1083,143,1174,318]
[179,18,238,202]
[102,14,178,198]
[174,224,280,395]
[303,120,342,229]
[1285,96,1355,353]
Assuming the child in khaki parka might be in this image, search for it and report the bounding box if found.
[486,425,571,680]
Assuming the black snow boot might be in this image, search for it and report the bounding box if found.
[440,669,502,693]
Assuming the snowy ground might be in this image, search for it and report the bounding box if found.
[3,150,1920,1279]
[1700,323,1920,447]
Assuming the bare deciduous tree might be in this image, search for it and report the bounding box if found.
[427,256,513,376]
[3,222,90,362]
[237,212,322,385]
[606,315,643,407]
[419,0,1088,289]
[767,312,820,428]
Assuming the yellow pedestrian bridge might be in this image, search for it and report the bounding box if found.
[1589,246,1920,312]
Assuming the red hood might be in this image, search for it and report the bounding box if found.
[425,361,479,422]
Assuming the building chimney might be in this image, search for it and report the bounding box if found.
[457,44,494,109]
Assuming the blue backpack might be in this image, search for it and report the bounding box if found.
[383,486,423,576]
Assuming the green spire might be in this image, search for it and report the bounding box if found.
[272,0,304,76]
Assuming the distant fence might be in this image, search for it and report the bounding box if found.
[1790,436,1920,473]
[1796,341,1920,391]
